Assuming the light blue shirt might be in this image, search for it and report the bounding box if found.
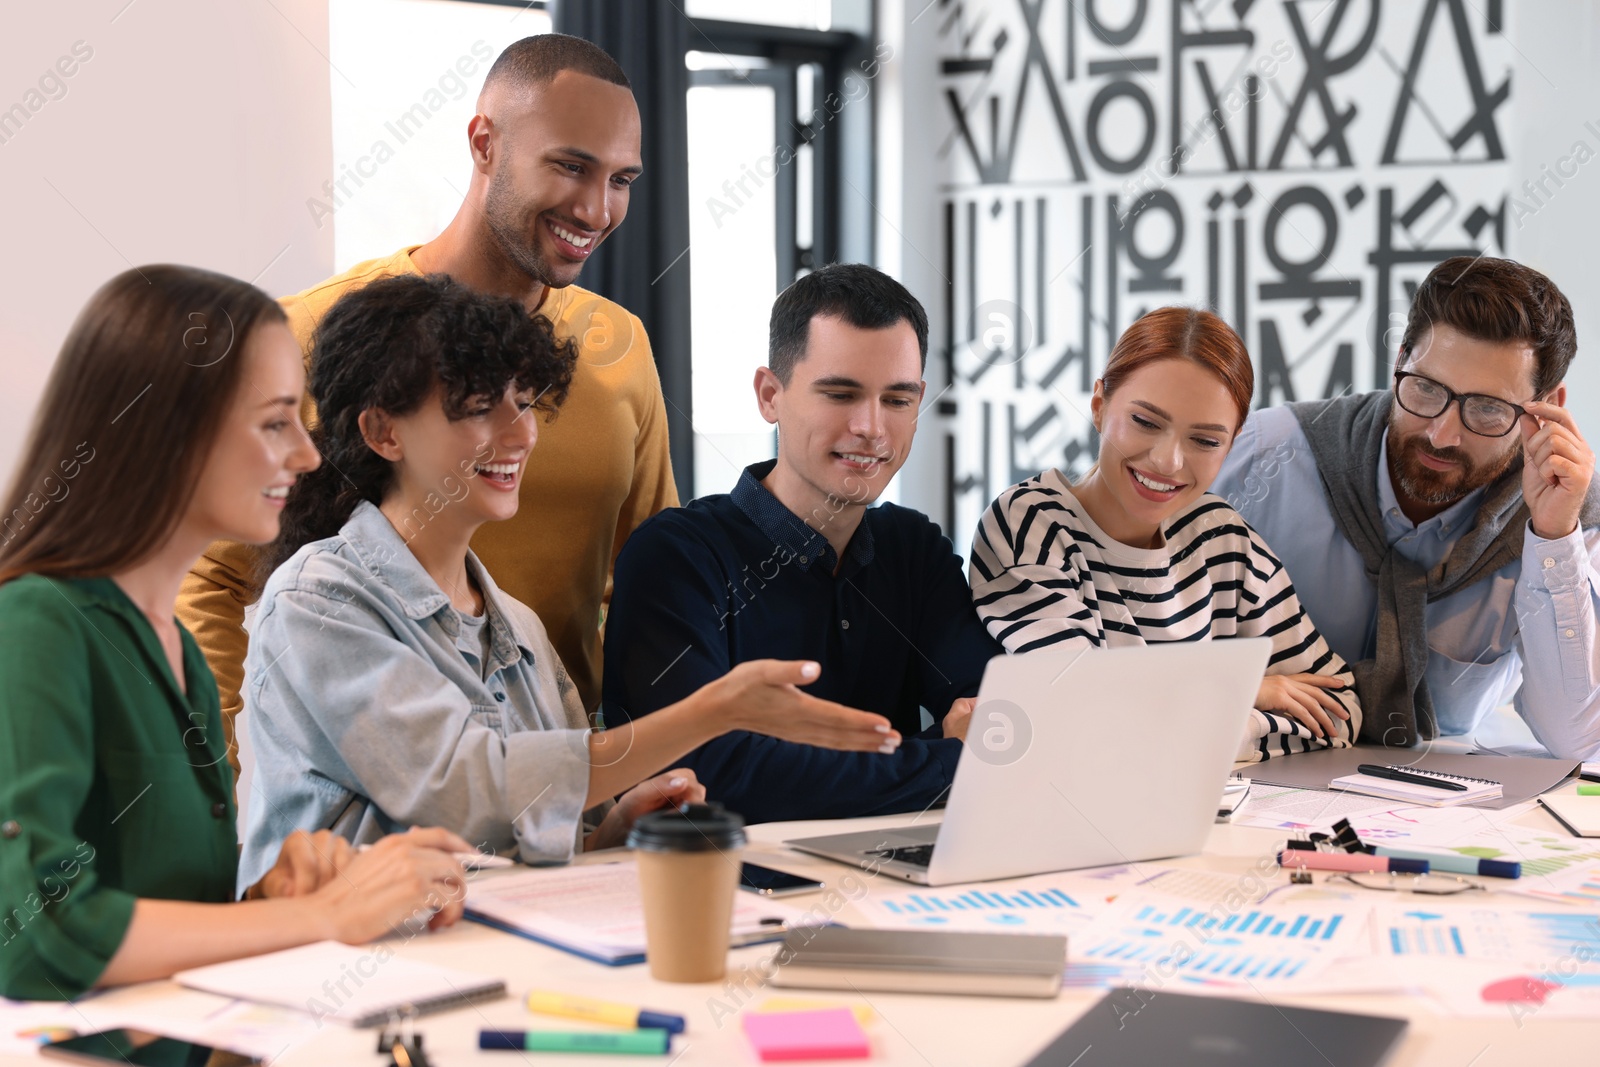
[237,501,593,893]
[1213,405,1600,759]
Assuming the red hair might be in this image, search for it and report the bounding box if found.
[1100,307,1253,431]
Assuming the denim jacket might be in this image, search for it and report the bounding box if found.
[237,501,592,893]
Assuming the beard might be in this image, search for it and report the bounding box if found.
[482,168,582,290]
[1386,421,1520,506]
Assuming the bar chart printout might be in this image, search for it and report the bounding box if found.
[1520,865,1600,907]
[881,887,1079,914]
[1072,902,1360,987]
[860,885,1088,933]
[1377,908,1600,962]
[1127,903,1348,941]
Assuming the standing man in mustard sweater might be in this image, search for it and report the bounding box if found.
[179,34,676,768]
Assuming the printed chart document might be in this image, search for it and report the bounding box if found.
[1068,896,1366,990]
[1,991,323,1060]
[1412,959,1600,1018]
[465,861,819,965]
[1372,905,1600,966]
[852,872,1096,936]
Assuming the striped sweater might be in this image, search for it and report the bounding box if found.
[970,469,1361,762]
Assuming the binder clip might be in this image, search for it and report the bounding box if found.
[378,1007,430,1067]
[1331,819,1371,854]
[1284,830,1338,853]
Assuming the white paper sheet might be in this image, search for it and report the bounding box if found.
[465,861,816,963]
[1228,785,1413,830]
[1,989,321,1060]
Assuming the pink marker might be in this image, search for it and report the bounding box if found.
[1278,850,1429,875]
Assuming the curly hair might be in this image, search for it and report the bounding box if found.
[262,273,576,580]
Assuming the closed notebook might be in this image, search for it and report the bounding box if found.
[770,927,1066,998]
[175,941,505,1027]
[1538,795,1600,837]
[1330,765,1501,807]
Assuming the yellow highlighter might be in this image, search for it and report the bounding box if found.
[525,991,687,1035]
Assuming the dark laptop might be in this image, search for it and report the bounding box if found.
[1024,989,1407,1066]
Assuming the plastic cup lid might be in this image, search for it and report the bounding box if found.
[627,802,747,853]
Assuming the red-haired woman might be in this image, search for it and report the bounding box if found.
[970,306,1361,760]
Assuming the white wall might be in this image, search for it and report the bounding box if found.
[875,0,948,521]
[0,0,334,484]
[1509,5,1600,437]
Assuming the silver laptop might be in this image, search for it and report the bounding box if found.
[786,640,1270,886]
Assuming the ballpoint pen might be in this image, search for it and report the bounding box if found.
[1355,763,1467,792]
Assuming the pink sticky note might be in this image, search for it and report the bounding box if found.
[742,1007,870,1061]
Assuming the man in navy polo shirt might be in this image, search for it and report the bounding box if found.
[601,264,1001,823]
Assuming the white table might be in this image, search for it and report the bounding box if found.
[13,790,1600,1065]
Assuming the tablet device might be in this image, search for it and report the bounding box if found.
[1023,989,1407,1066]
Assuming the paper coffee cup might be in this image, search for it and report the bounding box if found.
[628,804,746,983]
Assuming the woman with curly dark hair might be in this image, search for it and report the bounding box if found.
[238,274,901,890]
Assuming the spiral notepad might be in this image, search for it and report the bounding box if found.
[176,941,505,1026]
[1331,764,1503,807]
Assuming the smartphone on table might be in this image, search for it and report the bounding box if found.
[41,1029,261,1066]
[739,862,824,897]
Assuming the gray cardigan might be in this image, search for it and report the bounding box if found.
[237,501,592,893]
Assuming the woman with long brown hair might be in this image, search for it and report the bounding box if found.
[970,306,1362,761]
[0,265,476,1000]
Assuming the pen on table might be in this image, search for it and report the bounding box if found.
[1355,764,1467,792]
[480,1030,671,1054]
[1278,850,1429,874]
[354,843,509,870]
[1578,783,1600,796]
[525,991,686,1034]
[1370,847,1519,879]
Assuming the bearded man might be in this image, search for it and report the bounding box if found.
[1214,257,1600,756]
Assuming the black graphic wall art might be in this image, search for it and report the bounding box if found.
[933,0,1511,546]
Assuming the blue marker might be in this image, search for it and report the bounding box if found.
[1372,846,1520,879]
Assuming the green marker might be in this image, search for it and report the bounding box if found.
[479,1029,671,1054]
[1577,783,1600,796]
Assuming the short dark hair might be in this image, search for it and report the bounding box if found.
[1401,256,1576,397]
[768,264,929,384]
[482,33,630,93]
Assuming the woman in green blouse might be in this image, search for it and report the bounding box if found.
[0,266,476,1000]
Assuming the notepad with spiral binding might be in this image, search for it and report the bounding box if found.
[175,942,506,1026]
[1331,764,1503,807]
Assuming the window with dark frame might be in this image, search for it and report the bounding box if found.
[334,1,874,498]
